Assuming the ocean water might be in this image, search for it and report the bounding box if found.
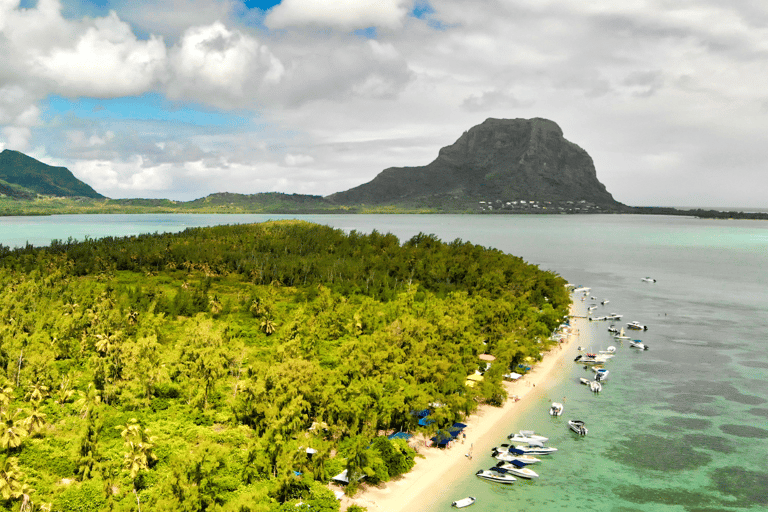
[1,213,767,511]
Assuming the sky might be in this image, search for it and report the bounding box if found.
[1,0,767,207]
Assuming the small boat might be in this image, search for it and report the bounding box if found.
[518,430,549,443]
[476,468,516,484]
[601,300,609,305]
[495,461,539,479]
[492,446,542,464]
[549,402,564,416]
[589,380,602,393]
[512,442,558,455]
[508,432,548,443]
[452,497,476,508]
[629,339,649,350]
[574,353,612,365]
[641,277,656,283]
[599,346,616,355]
[579,377,591,385]
[589,315,609,321]
[568,419,588,436]
[593,368,609,381]
[614,328,631,341]
[607,324,619,334]
[606,313,623,320]
[627,321,648,331]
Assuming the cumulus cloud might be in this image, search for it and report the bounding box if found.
[265,0,411,30]
[165,21,284,108]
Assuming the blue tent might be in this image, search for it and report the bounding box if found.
[388,432,413,441]
[430,430,453,447]
[418,417,435,426]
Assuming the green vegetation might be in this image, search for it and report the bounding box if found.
[0,221,569,510]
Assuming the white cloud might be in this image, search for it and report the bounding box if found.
[34,12,167,97]
[284,153,314,166]
[265,0,411,30]
[1,126,32,150]
[166,21,284,107]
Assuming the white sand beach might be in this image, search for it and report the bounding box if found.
[341,305,583,512]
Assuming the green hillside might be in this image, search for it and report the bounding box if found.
[0,150,104,198]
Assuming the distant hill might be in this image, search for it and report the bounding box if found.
[0,149,104,198]
[328,118,625,212]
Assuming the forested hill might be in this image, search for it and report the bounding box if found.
[0,221,569,511]
[0,150,104,199]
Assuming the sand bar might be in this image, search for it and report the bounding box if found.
[342,303,583,512]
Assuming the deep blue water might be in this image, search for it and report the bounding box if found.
[1,213,766,511]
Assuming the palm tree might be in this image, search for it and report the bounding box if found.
[260,313,277,335]
[0,410,27,451]
[22,406,47,437]
[0,381,14,409]
[0,456,22,500]
[74,384,102,419]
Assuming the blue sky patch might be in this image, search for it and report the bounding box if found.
[43,94,251,128]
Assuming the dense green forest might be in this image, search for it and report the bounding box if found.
[0,221,569,511]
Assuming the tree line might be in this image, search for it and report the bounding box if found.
[0,221,569,511]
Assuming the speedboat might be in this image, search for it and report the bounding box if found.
[589,380,602,393]
[574,353,612,365]
[579,377,591,385]
[641,277,656,283]
[549,402,564,416]
[629,339,649,350]
[627,321,648,331]
[452,497,476,508]
[476,468,516,484]
[606,313,623,320]
[568,419,588,436]
[513,442,558,455]
[495,461,539,479]
[601,300,609,305]
[492,445,541,464]
[508,431,549,443]
[593,368,609,381]
[614,328,631,341]
[518,430,549,442]
[599,346,616,355]
[589,315,608,321]
[607,324,619,334]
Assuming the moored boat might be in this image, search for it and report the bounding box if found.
[513,442,558,455]
[593,368,609,381]
[495,461,539,479]
[568,419,588,436]
[508,432,549,443]
[589,380,602,393]
[641,277,656,283]
[476,468,516,484]
[549,402,564,416]
[452,496,476,508]
[627,321,648,331]
[629,339,649,350]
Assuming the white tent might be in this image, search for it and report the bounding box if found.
[503,372,523,381]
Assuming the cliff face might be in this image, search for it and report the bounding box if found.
[329,118,620,208]
[0,150,104,198]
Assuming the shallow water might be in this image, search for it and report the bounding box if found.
[2,213,766,511]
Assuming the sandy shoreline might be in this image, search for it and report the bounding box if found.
[342,303,583,512]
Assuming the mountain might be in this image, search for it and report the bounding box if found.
[0,149,104,198]
[328,118,623,211]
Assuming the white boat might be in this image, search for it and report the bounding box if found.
[599,346,616,355]
[607,324,619,334]
[579,377,591,385]
[641,277,656,283]
[606,313,623,320]
[589,380,602,393]
[496,452,541,465]
[513,442,558,455]
[629,339,649,350]
[568,419,588,436]
[476,469,516,484]
[508,431,549,443]
[495,462,539,479]
[614,328,631,340]
[589,315,609,321]
[627,321,648,331]
[594,368,609,381]
[574,353,612,365]
[452,497,476,508]
[601,300,609,305]
[549,402,564,416]
[518,430,549,442]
